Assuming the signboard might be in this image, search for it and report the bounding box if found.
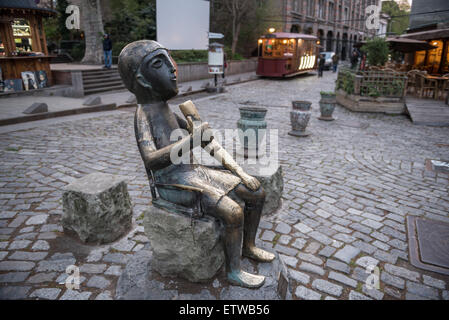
[156,0,210,50]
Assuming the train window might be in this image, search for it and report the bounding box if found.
[263,39,281,58]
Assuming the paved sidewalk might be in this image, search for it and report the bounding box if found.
[0,71,257,124]
[0,70,448,300]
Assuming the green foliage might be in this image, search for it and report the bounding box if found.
[336,69,355,94]
[381,1,410,36]
[224,46,244,61]
[361,38,389,67]
[112,41,128,57]
[105,0,156,47]
[367,85,381,97]
[70,42,85,61]
[44,0,84,55]
[320,91,336,95]
[169,50,208,63]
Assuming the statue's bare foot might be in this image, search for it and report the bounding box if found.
[227,269,265,289]
[243,246,275,262]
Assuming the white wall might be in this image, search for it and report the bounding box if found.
[156,0,210,50]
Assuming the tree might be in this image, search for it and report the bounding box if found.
[211,0,281,57]
[222,0,254,55]
[361,38,389,66]
[80,0,104,64]
[104,0,156,56]
[381,0,410,36]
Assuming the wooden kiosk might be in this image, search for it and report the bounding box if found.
[0,0,56,88]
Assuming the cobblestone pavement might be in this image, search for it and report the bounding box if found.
[0,70,448,300]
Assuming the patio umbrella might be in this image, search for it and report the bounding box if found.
[386,37,437,53]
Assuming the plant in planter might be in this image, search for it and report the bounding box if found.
[318,91,336,121]
[361,38,389,67]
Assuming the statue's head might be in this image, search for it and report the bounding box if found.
[118,40,178,103]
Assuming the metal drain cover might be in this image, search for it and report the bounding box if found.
[407,216,449,275]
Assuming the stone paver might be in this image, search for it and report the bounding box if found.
[334,245,360,264]
[0,71,448,300]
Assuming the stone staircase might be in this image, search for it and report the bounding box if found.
[81,68,126,95]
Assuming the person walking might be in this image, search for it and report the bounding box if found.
[318,53,325,77]
[103,34,112,69]
[350,50,359,70]
[332,53,339,73]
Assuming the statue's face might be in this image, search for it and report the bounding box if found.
[139,49,178,100]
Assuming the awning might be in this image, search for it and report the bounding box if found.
[353,38,437,52]
[399,28,449,41]
[386,37,437,52]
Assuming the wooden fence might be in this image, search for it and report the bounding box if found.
[337,68,408,98]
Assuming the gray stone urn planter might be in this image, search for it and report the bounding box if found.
[288,100,312,137]
[318,92,336,121]
[237,107,267,157]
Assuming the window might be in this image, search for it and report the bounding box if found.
[318,0,326,19]
[307,0,315,17]
[293,0,301,12]
[344,7,348,25]
[328,2,335,21]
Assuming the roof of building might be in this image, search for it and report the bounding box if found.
[408,0,449,32]
[0,0,56,16]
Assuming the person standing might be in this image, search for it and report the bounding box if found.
[318,53,325,77]
[332,53,339,73]
[103,34,112,69]
[350,50,359,70]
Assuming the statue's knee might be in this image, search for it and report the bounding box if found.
[225,204,244,227]
[257,186,266,202]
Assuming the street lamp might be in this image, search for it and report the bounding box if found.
[268,27,275,33]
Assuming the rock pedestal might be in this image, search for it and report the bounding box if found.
[143,206,225,282]
[115,243,293,300]
[61,173,132,244]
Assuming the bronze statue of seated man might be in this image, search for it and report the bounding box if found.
[118,40,274,288]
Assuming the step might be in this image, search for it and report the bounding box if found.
[82,70,120,77]
[82,68,118,74]
[84,84,127,95]
[83,80,124,90]
[83,76,122,84]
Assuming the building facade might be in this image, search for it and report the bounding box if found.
[281,0,380,60]
[402,0,449,74]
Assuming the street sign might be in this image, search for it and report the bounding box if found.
[208,32,224,39]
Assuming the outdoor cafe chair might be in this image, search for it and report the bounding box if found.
[415,72,438,99]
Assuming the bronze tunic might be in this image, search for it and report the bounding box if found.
[135,105,241,213]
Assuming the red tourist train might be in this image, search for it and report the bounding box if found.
[256,32,319,77]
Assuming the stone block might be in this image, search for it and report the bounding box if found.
[143,206,225,282]
[237,161,283,215]
[23,103,48,114]
[83,96,102,106]
[61,173,132,244]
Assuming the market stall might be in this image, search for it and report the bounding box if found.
[0,0,56,92]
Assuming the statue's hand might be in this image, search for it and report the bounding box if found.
[189,118,213,144]
[239,171,261,191]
